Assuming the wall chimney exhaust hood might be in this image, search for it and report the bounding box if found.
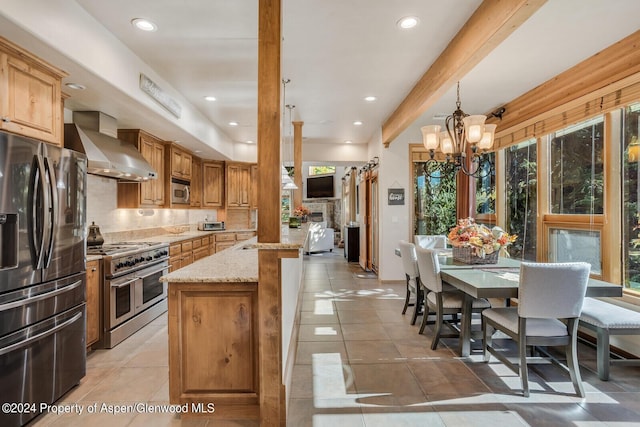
[64,111,158,181]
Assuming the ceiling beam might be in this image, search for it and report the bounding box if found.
[381,0,547,147]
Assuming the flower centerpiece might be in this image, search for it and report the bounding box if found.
[289,205,311,228]
[292,205,311,219]
[448,217,516,264]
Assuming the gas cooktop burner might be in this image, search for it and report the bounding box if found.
[86,242,164,256]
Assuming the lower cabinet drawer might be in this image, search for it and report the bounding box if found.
[169,255,182,272]
[235,232,255,241]
[216,241,236,252]
[169,243,182,256]
[193,247,209,261]
[215,233,235,242]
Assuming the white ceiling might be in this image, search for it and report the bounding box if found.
[1,0,640,160]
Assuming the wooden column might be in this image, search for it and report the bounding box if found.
[292,120,303,208]
[456,151,476,221]
[257,0,281,244]
[257,0,283,426]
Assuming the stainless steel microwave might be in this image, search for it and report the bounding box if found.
[198,221,225,231]
[170,178,190,204]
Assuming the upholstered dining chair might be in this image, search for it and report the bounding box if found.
[398,240,423,324]
[482,262,591,397]
[415,247,491,349]
[414,235,447,249]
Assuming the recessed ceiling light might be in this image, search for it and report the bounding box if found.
[344,140,353,144]
[193,149,202,154]
[204,96,217,102]
[364,96,377,102]
[229,121,238,126]
[353,121,363,126]
[246,140,254,144]
[131,18,157,32]
[65,82,86,90]
[397,16,419,29]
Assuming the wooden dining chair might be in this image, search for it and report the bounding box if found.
[415,247,490,349]
[398,240,423,324]
[482,262,591,397]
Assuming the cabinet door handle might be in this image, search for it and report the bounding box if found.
[1,117,10,123]
[91,267,97,272]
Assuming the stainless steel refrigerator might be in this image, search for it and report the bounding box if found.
[0,131,87,427]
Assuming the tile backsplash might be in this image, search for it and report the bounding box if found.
[86,175,218,236]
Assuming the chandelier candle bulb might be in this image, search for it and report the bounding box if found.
[421,125,441,150]
[478,123,497,150]
[440,131,454,154]
[463,115,486,143]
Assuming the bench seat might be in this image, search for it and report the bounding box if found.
[579,297,640,380]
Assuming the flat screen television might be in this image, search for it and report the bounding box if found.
[307,175,334,198]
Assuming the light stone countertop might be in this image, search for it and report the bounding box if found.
[160,227,308,283]
[86,254,103,262]
[135,229,256,245]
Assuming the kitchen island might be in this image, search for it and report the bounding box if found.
[160,227,308,421]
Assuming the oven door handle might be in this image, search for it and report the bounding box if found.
[110,277,139,288]
[135,263,169,279]
[0,279,83,311]
[0,311,82,357]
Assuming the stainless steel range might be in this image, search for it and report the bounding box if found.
[87,242,169,348]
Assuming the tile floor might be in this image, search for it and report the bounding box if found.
[30,249,640,426]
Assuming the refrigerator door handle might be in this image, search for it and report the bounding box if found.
[0,279,82,311]
[43,157,58,268]
[0,311,82,357]
[28,154,47,269]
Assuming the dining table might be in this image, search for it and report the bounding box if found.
[439,261,623,357]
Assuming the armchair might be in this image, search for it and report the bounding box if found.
[304,221,335,254]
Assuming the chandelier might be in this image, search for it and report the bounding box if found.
[421,82,496,178]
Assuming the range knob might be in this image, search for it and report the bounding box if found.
[146,256,153,261]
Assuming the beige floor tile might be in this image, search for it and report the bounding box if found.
[340,323,391,341]
[344,340,404,363]
[79,367,169,403]
[295,341,349,365]
[408,360,492,397]
[349,363,428,407]
[299,310,340,325]
[298,324,344,342]
[337,309,380,324]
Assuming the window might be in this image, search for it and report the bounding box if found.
[505,139,537,260]
[549,116,604,214]
[308,166,335,176]
[476,152,495,215]
[413,161,456,235]
[548,228,602,275]
[623,103,640,292]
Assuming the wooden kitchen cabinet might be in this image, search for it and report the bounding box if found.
[190,156,202,208]
[250,163,258,209]
[168,281,259,418]
[203,161,224,207]
[86,260,101,349]
[117,129,165,208]
[0,37,66,146]
[169,145,192,181]
[226,162,251,207]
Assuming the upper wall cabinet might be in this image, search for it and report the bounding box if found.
[226,162,251,208]
[117,129,165,208]
[203,161,224,208]
[250,164,258,209]
[0,37,66,146]
[169,144,192,181]
[190,156,202,208]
